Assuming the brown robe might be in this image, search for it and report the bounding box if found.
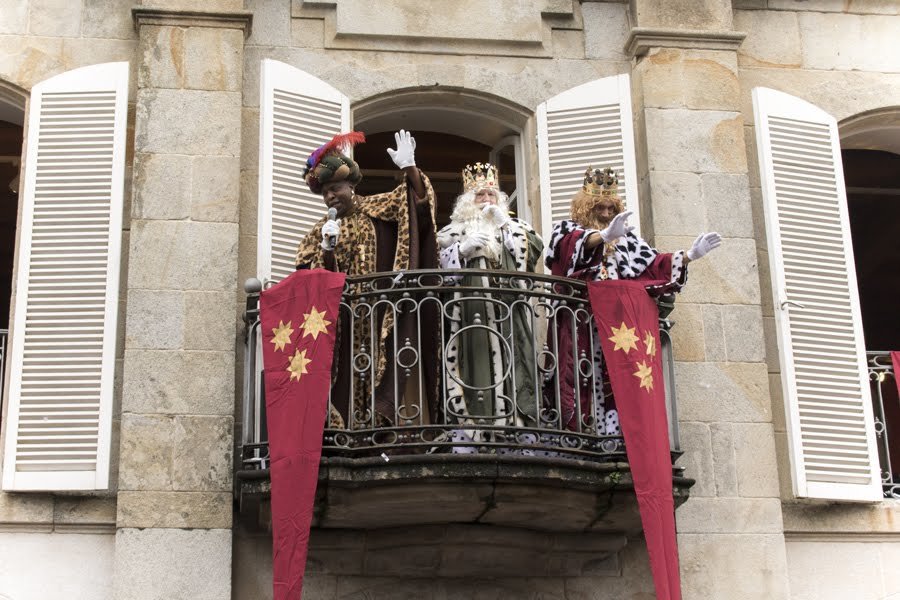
[295,172,440,429]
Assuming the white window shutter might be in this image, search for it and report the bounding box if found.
[2,62,128,491]
[752,87,882,501]
[537,74,639,239]
[258,59,350,283]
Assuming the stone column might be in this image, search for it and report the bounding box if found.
[113,3,250,599]
[625,1,792,598]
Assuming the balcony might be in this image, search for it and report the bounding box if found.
[236,270,692,547]
[868,352,900,499]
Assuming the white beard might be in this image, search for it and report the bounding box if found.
[450,195,507,263]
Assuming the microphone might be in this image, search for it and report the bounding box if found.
[326,207,338,251]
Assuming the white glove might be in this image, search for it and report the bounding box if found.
[687,232,722,261]
[482,204,510,228]
[320,219,340,251]
[386,129,416,169]
[599,210,635,242]
[459,232,492,259]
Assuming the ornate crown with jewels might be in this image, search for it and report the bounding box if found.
[583,166,619,197]
[462,162,499,193]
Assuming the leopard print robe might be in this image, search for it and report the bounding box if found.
[295,172,439,428]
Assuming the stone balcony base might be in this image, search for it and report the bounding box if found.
[236,453,692,534]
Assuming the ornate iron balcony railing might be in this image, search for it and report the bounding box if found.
[240,270,679,469]
[868,351,899,498]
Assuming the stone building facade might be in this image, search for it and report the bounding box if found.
[0,1,898,599]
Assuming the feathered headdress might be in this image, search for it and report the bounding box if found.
[303,131,366,194]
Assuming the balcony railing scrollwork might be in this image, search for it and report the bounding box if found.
[868,351,900,499]
[240,270,679,470]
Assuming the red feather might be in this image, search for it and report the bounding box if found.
[308,131,366,171]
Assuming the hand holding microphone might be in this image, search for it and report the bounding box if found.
[321,207,340,251]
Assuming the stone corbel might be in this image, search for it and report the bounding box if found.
[132,8,253,38]
[625,27,746,57]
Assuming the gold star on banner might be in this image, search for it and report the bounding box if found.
[270,320,294,352]
[634,360,654,392]
[287,348,312,382]
[609,322,640,354]
[644,330,657,357]
[301,306,332,341]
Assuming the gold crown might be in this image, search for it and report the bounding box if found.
[583,166,619,197]
[462,162,499,193]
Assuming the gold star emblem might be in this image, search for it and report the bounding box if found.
[644,330,657,357]
[300,306,332,341]
[270,320,294,352]
[633,360,654,392]
[609,322,640,354]
[287,348,312,382]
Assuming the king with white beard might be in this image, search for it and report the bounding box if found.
[437,163,543,447]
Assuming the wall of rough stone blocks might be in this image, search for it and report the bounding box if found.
[733,4,900,599]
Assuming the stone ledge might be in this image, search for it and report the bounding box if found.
[133,8,253,38]
[625,27,747,57]
[237,454,693,535]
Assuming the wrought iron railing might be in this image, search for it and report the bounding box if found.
[240,270,678,470]
[868,352,899,498]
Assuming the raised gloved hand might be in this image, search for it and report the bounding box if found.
[386,129,416,169]
[459,231,492,259]
[687,232,722,261]
[599,210,635,242]
[482,204,510,228]
[320,219,341,251]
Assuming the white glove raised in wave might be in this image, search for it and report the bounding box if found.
[386,129,417,169]
[687,232,722,261]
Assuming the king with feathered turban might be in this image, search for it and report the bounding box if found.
[294,130,440,429]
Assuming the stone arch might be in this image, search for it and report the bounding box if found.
[352,86,539,220]
[353,86,532,144]
[839,106,900,154]
[0,79,28,125]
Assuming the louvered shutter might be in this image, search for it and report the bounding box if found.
[537,74,639,238]
[258,59,350,282]
[752,87,881,501]
[2,62,128,491]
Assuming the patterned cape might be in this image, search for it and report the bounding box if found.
[437,218,544,434]
[294,173,439,427]
[544,219,688,434]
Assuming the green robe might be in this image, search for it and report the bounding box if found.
[437,218,543,436]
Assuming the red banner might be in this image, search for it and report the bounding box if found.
[259,269,346,600]
[588,279,682,600]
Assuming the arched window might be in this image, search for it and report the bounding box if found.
[0,83,26,389]
[841,110,900,498]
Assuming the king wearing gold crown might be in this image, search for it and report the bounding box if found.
[544,166,722,435]
[436,162,543,447]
